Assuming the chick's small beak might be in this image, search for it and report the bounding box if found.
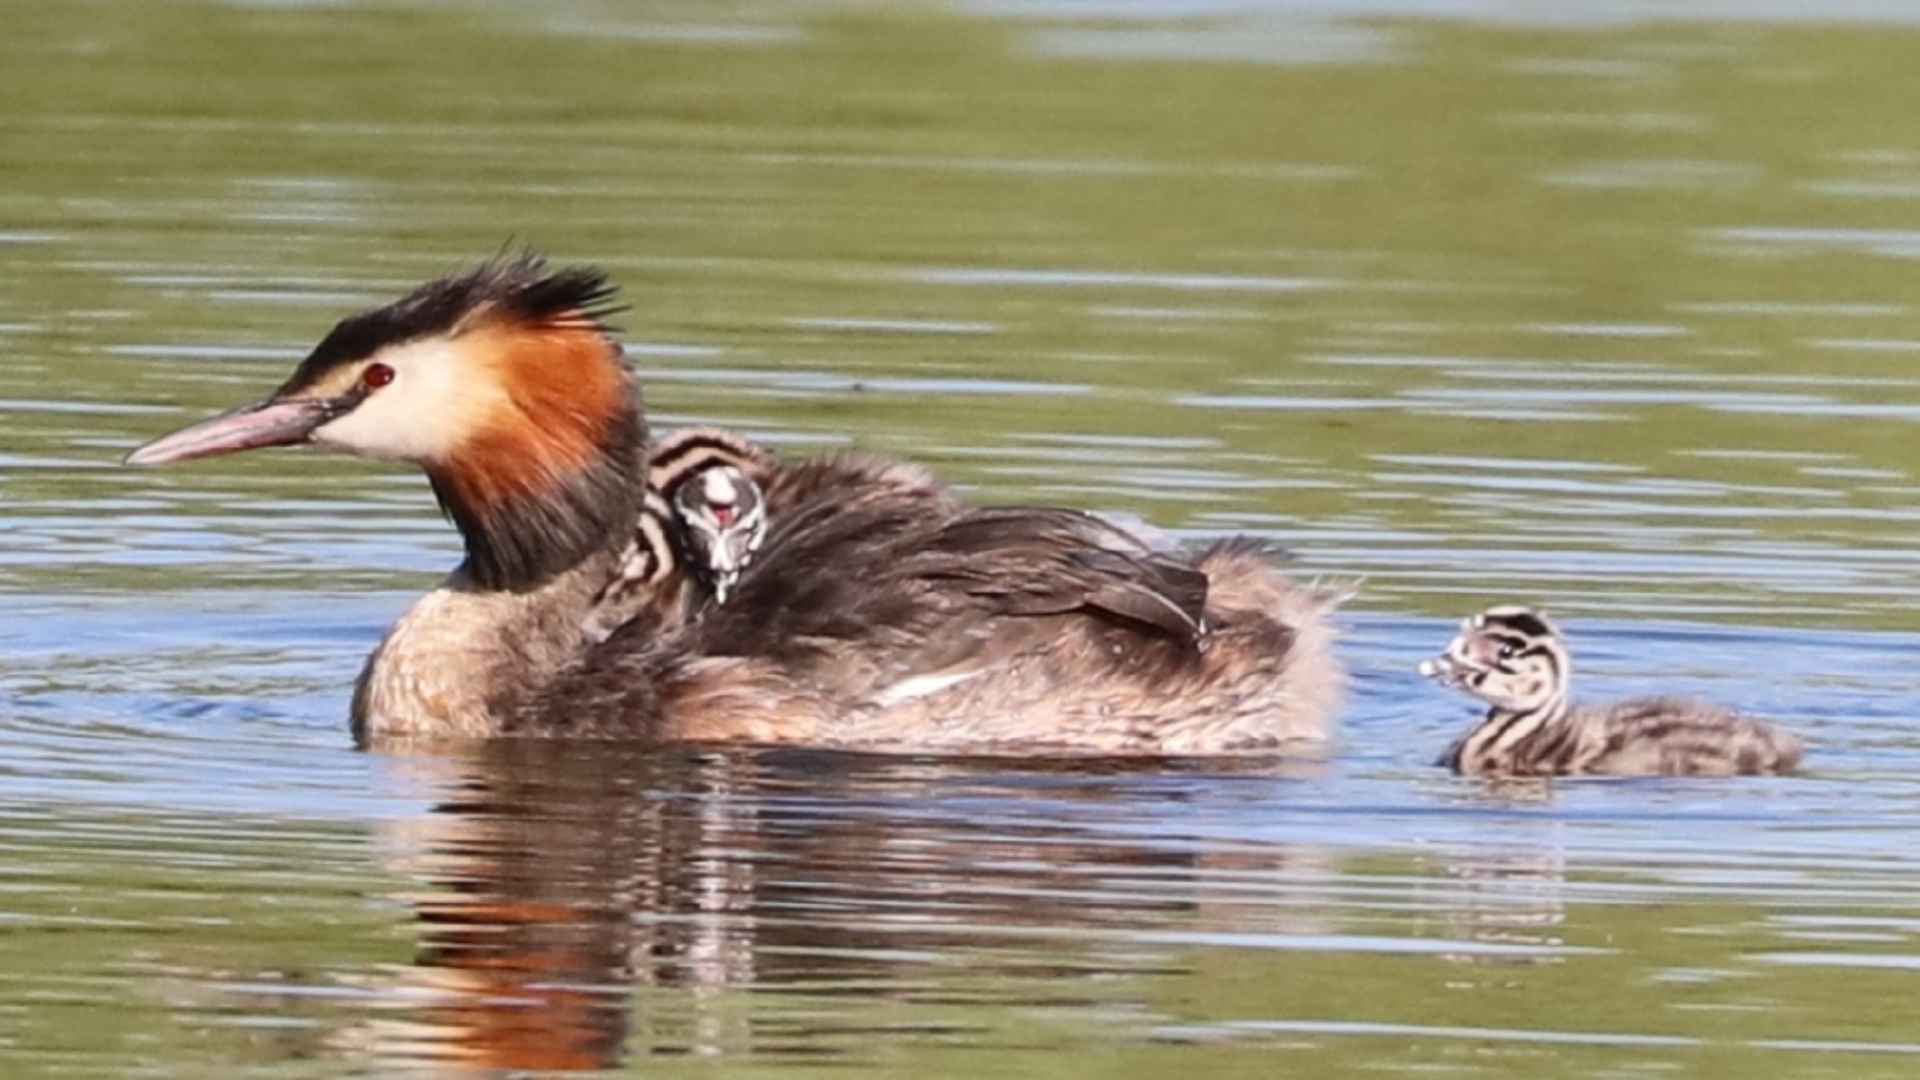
[1419,653,1477,685]
[125,396,341,467]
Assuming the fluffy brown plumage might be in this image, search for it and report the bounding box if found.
[1420,605,1803,777]
[532,429,1348,753]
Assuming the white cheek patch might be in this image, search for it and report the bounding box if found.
[311,337,506,463]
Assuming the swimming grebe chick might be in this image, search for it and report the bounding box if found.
[1419,605,1802,777]
[127,255,1352,753]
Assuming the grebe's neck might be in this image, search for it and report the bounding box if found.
[428,395,647,592]
[354,323,660,742]
[1445,696,1573,773]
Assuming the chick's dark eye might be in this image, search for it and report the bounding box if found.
[1497,642,1520,660]
[361,363,395,389]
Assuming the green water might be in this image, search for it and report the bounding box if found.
[4,2,1920,1076]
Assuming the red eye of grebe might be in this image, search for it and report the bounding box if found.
[361,363,395,389]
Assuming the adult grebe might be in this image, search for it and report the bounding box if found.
[128,256,1350,753]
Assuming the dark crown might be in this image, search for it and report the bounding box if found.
[282,255,624,389]
[1482,608,1558,641]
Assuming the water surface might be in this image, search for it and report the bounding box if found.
[5,2,1920,1076]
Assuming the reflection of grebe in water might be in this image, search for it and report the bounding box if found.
[334,746,755,1070]
[333,749,1334,1070]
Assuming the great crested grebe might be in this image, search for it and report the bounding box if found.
[127,256,1351,753]
[1420,605,1802,777]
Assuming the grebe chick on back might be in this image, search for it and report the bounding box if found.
[1420,605,1802,777]
[127,255,1352,753]
[594,424,946,633]
[647,427,772,605]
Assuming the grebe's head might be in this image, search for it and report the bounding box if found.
[646,427,772,604]
[129,256,646,589]
[670,463,766,604]
[1418,605,1569,714]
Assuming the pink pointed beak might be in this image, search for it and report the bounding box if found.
[125,396,340,466]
